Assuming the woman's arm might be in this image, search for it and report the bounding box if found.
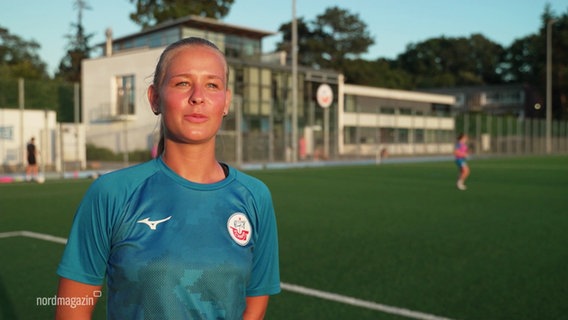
[55,277,102,320]
[243,295,269,320]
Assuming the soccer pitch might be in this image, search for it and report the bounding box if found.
[1,155,567,319]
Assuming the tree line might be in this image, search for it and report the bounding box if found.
[1,0,566,120]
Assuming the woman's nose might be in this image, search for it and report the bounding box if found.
[189,86,204,105]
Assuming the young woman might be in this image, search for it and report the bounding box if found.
[454,133,470,190]
[26,137,39,181]
[56,37,280,319]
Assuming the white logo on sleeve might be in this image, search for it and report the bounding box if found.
[137,216,172,230]
[227,213,251,246]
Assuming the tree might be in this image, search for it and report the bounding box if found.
[396,34,505,88]
[0,26,48,79]
[55,0,94,83]
[275,6,374,71]
[503,5,568,119]
[311,7,374,70]
[128,0,235,28]
[275,18,319,67]
[342,58,413,89]
[0,26,51,109]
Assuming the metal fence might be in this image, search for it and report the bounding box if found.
[2,77,567,171]
[457,113,568,156]
[216,112,568,168]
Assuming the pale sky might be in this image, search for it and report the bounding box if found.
[1,0,566,75]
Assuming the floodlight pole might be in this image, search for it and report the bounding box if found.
[19,78,24,169]
[74,82,80,170]
[546,19,555,154]
[291,0,298,162]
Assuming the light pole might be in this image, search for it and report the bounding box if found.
[546,19,555,154]
[291,0,298,162]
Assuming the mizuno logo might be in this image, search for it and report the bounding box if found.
[137,216,172,230]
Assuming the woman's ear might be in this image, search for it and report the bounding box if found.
[223,89,232,117]
[148,85,161,115]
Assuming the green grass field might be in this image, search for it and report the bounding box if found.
[1,155,567,319]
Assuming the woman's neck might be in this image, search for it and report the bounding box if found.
[161,141,225,183]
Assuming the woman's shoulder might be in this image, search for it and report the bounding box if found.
[90,160,160,193]
[230,167,271,195]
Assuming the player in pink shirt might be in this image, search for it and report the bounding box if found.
[454,133,470,190]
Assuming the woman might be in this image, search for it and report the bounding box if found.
[454,133,470,190]
[56,37,280,319]
[26,137,38,181]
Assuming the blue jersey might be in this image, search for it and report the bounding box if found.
[57,158,280,319]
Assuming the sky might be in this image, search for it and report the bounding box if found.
[1,0,566,76]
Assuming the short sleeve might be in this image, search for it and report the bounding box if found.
[246,183,281,296]
[56,180,114,285]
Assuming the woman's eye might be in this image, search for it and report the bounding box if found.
[207,82,222,89]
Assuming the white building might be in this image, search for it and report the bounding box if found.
[339,84,456,156]
[0,108,87,173]
[82,15,456,165]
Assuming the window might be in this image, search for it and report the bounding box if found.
[398,128,409,143]
[116,75,135,115]
[485,90,524,105]
[345,96,357,112]
[380,128,396,143]
[414,129,425,143]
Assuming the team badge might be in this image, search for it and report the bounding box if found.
[227,213,251,246]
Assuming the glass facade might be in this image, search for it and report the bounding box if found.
[116,75,135,116]
[112,26,261,60]
[113,28,180,52]
[219,61,339,162]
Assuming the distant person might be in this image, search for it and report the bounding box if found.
[56,37,280,319]
[26,137,38,181]
[454,133,470,190]
[299,135,306,160]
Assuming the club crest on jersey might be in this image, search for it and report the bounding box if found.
[227,213,251,246]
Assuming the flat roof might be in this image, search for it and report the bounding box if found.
[111,15,275,44]
[344,84,456,105]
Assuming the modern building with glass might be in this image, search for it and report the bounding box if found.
[82,15,456,166]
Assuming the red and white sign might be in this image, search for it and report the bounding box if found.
[316,84,333,108]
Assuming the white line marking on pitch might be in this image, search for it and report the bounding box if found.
[0,230,67,244]
[0,231,455,320]
[280,282,455,320]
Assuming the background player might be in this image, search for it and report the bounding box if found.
[454,133,470,190]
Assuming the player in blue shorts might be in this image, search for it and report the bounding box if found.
[56,37,280,319]
[454,133,470,190]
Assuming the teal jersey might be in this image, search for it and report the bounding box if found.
[57,158,280,319]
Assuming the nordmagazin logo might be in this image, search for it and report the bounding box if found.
[36,291,101,308]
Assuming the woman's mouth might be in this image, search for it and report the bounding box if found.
[185,113,208,123]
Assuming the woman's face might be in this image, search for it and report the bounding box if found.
[152,45,231,146]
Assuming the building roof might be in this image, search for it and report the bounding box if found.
[110,15,275,44]
[344,84,456,105]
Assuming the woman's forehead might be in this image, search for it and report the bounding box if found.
[170,45,225,65]
[166,46,227,77]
